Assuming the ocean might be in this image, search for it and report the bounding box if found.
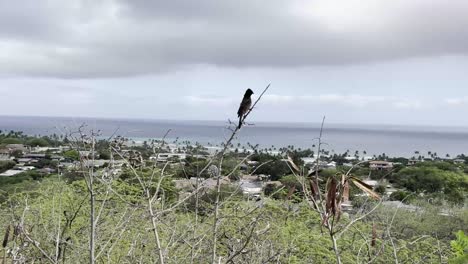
[1,115,468,158]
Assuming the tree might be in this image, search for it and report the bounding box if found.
[26,138,50,147]
[63,149,80,161]
[0,160,16,173]
[254,160,290,180]
[1,138,22,144]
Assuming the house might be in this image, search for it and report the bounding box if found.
[50,155,64,161]
[363,180,379,188]
[0,154,10,161]
[0,149,10,161]
[15,166,35,171]
[0,170,23,177]
[453,159,465,164]
[369,161,393,171]
[150,153,187,162]
[22,153,47,159]
[239,179,263,195]
[6,144,28,153]
[344,156,357,161]
[247,160,259,166]
[325,161,337,169]
[79,151,92,158]
[82,160,110,168]
[408,159,420,166]
[301,157,316,165]
[17,158,35,165]
[38,168,56,174]
[32,146,70,153]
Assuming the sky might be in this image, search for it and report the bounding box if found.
[1,0,468,127]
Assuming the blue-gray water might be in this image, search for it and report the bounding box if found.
[1,115,468,157]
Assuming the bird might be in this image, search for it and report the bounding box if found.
[237,88,254,128]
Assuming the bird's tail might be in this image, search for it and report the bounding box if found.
[238,117,243,129]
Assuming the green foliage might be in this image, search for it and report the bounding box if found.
[26,138,50,147]
[319,169,338,179]
[0,178,461,263]
[394,165,468,204]
[1,137,22,144]
[175,158,210,179]
[98,150,111,159]
[0,170,43,185]
[185,184,242,215]
[254,160,290,180]
[63,149,80,161]
[351,166,370,177]
[120,168,178,202]
[34,158,58,169]
[416,161,459,172]
[389,190,413,202]
[10,149,23,158]
[0,131,465,263]
[0,171,49,202]
[450,231,468,264]
[375,184,386,194]
[0,160,16,173]
[369,169,391,180]
[221,158,241,180]
[264,183,285,199]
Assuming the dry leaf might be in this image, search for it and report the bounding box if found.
[350,176,380,200]
[287,155,301,173]
[326,177,338,215]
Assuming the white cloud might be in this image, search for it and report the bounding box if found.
[445,97,468,106]
[183,95,237,107]
[0,0,467,78]
[316,94,387,107]
[391,98,423,110]
[187,93,424,109]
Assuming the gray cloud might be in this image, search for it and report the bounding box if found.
[0,0,467,78]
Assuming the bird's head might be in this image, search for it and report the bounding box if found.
[245,88,254,96]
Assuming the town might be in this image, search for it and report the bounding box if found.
[1,130,466,207]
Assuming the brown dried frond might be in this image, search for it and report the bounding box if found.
[309,179,319,199]
[349,176,380,200]
[371,223,377,247]
[287,186,296,200]
[325,177,338,216]
[3,225,10,248]
[342,180,350,203]
[287,155,301,173]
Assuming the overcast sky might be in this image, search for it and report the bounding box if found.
[1,0,468,126]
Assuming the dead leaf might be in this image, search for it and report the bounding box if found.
[287,155,301,173]
[350,176,380,200]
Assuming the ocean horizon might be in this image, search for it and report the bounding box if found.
[1,115,468,158]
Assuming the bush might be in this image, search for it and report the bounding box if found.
[450,231,468,264]
[389,190,413,202]
[63,150,80,161]
[375,184,386,195]
[1,138,22,144]
[184,184,242,215]
[26,138,50,147]
[0,160,16,173]
[0,170,44,186]
[254,160,291,181]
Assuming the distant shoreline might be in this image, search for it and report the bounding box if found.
[2,115,468,157]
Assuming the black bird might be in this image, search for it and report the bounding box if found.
[237,88,254,128]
